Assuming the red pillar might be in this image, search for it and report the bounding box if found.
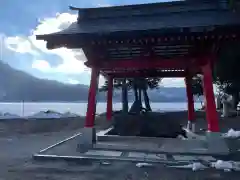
[202,61,219,132]
[106,75,113,121]
[185,76,195,122]
[85,67,99,127]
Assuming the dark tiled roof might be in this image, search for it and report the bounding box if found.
[36,0,240,51]
[72,0,228,20]
[36,9,240,40]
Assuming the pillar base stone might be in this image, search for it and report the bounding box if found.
[77,127,96,153]
[206,132,229,154]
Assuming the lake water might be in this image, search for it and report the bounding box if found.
[0,102,202,117]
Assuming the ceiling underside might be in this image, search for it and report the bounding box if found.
[103,44,193,61]
[101,69,187,78]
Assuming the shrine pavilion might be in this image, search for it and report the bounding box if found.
[36,0,240,156]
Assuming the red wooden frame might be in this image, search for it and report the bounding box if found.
[106,76,113,121]
[106,71,187,78]
[185,76,195,122]
[84,55,220,133]
[86,57,209,71]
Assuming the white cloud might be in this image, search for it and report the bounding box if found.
[32,60,51,72]
[5,12,89,75]
[68,79,80,84]
[29,13,77,54]
[4,36,39,55]
[93,0,112,7]
[0,34,5,60]
[96,3,112,7]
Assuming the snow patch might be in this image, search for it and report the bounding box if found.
[0,110,80,120]
[170,160,240,172]
[136,163,153,168]
[211,160,233,171]
[61,111,79,118]
[222,129,240,138]
[27,110,63,119]
[183,128,206,140]
[169,162,207,171]
[100,161,111,165]
[96,127,113,136]
[26,110,81,119]
[211,160,240,171]
[0,112,21,119]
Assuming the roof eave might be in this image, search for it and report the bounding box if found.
[36,22,79,41]
[36,34,88,50]
[35,33,66,49]
[47,42,68,50]
[36,34,49,41]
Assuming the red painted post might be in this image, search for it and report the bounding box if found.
[85,67,99,127]
[202,62,219,132]
[106,75,113,121]
[185,76,195,122]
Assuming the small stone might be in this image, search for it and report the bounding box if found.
[100,161,111,165]
[136,163,153,168]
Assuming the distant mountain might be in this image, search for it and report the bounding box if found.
[0,61,188,102]
[0,61,89,102]
[111,87,188,102]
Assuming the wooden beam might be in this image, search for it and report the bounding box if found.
[107,71,187,78]
[87,57,208,70]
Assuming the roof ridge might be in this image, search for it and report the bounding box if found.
[69,1,186,11]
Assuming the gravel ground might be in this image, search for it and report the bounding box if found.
[1,111,240,180]
[2,130,240,180]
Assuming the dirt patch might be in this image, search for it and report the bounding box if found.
[0,115,109,136]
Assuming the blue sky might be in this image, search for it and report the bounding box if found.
[0,0,184,87]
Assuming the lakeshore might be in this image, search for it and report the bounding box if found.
[0,110,239,136]
[0,102,202,117]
